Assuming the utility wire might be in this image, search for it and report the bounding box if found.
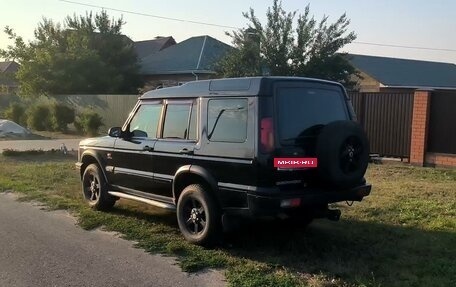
[59,0,456,53]
[59,0,238,29]
[351,41,456,52]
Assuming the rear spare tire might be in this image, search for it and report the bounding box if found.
[316,120,369,188]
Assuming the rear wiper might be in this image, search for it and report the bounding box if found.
[208,106,245,140]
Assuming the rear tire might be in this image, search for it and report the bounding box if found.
[177,184,221,246]
[82,164,116,211]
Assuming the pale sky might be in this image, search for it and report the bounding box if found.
[1,0,455,63]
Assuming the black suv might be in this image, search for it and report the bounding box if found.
[76,77,371,245]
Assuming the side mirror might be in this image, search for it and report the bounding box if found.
[108,127,122,138]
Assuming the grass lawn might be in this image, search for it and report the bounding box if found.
[0,154,455,287]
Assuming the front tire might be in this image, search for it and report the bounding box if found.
[82,164,116,211]
[177,184,221,246]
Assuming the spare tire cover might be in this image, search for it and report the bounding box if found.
[316,120,369,188]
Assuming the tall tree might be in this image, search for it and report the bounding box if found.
[217,0,358,88]
[0,11,142,96]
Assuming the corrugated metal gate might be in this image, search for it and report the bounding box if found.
[349,92,414,158]
[427,90,456,154]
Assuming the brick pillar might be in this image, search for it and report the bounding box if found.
[410,90,431,166]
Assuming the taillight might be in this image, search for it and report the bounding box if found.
[280,198,301,208]
[260,117,274,153]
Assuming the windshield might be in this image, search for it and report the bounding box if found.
[276,87,348,144]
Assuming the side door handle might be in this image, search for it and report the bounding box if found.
[143,145,154,152]
[179,148,194,155]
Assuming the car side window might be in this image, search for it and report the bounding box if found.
[207,98,248,142]
[129,104,162,138]
[188,103,198,140]
[162,103,192,139]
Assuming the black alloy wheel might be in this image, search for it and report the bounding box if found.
[82,164,116,211]
[84,172,100,202]
[177,184,221,246]
[182,197,207,235]
[339,135,364,174]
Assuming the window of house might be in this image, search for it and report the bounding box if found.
[129,104,162,138]
[207,98,248,142]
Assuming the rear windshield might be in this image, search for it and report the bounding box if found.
[276,87,348,143]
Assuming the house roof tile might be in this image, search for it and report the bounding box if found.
[140,36,231,75]
[0,61,19,73]
[133,36,176,60]
[0,61,20,86]
[347,54,456,89]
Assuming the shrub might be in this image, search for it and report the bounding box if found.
[75,110,104,136]
[27,105,52,131]
[3,103,26,125]
[2,149,45,156]
[51,103,75,132]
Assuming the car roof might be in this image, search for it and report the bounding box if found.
[140,76,344,99]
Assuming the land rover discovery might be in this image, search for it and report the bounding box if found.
[76,77,371,245]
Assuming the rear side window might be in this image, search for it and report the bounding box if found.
[276,87,348,143]
[162,103,192,139]
[207,99,248,142]
[188,103,198,140]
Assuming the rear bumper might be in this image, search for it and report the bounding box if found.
[245,184,371,217]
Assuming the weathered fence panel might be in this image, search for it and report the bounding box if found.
[349,92,414,158]
[58,94,139,130]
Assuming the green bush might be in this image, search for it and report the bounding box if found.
[75,110,103,136]
[27,105,52,131]
[2,149,45,156]
[51,103,75,132]
[3,103,26,125]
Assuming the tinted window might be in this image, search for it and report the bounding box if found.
[162,104,191,139]
[277,87,347,143]
[129,104,162,138]
[188,103,198,140]
[208,99,248,142]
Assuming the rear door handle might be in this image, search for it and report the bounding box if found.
[179,148,194,155]
[143,145,154,152]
